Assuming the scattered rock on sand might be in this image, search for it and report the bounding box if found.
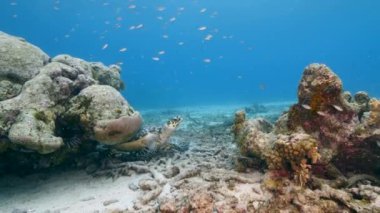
[189,192,214,213]
[128,183,139,191]
[163,166,180,178]
[80,196,96,202]
[11,209,28,213]
[138,178,158,191]
[103,199,119,206]
[159,199,177,213]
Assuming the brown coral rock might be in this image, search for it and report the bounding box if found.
[287,64,358,142]
[367,98,380,127]
[234,63,380,185]
[297,63,343,111]
[190,192,214,213]
[159,199,177,213]
[233,114,274,158]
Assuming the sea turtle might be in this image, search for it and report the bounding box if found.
[87,116,184,178]
[111,116,183,154]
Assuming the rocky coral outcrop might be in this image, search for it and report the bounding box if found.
[233,64,380,212]
[0,32,49,96]
[0,32,180,173]
[234,63,380,211]
[0,50,128,154]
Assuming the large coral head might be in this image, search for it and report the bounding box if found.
[298,64,343,111]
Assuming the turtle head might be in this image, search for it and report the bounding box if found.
[166,116,183,128]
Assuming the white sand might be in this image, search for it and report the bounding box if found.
[0,171,147,212]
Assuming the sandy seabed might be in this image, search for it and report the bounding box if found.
[0,102,290,213]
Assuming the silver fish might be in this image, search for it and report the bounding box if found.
[198,26,207,31]
[301,104,312,110]
[332,104,343,112]
[317,111,327,117]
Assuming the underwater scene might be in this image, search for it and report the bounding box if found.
[0,0,380,212]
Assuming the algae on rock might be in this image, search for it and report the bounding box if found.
[234,63,380,186]
[233,63,380,212]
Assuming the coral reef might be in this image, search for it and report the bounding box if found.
[234,63,380,211]
[2,31,379,212]
[4,102,377,212]
[235,63,380,178]
[0,32,180,173]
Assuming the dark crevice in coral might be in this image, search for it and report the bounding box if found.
[71,87,82,96]
[4,73,25,84]
[358,111,365,122]
[54,115,86,149]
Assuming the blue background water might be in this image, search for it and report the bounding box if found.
[1,0,379,109]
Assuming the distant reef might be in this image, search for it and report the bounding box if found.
[0,32,180,174]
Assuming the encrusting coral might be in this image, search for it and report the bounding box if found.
[233,63,380,211]
[234,111,321,187]
[235,63,380,180]
[367,99,380,127]
[265,133,321,187]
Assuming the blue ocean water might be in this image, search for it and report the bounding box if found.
[1,0,379,109]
